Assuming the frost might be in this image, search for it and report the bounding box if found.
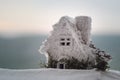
[39,16,111,70]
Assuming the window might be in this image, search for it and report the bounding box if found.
[60,42,65,46]
[61,38,65,41]
[60,38,71,46]
[67,38,70,41]
[66,42,70,46]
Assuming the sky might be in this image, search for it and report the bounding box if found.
[0,0,120,35]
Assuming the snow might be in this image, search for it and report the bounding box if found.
[39,16,111,65]
[39,16,95,61]
[0,68,120,80]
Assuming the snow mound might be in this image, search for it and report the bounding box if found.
[0,68,120,80]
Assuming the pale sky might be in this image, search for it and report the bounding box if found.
[0,0,120,35]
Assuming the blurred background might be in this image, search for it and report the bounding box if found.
[0,0,120,70]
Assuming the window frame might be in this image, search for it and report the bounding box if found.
[60,38,71,46]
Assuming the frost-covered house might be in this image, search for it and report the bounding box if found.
[39,16,111,70]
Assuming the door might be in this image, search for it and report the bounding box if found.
[57,62,66,69]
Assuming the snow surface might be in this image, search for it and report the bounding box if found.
[0,68,120,80]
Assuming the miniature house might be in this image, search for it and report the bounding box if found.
[39,16,111,70]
